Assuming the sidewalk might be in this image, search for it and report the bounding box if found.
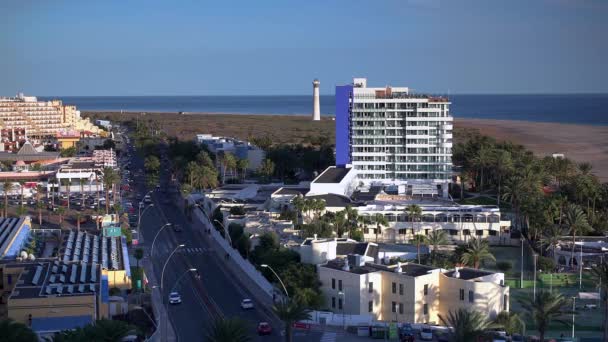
[140,257,177,342]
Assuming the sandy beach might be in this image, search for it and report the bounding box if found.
[86,111,608,181]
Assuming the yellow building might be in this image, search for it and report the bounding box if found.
[318,259,509,325]
[0,261,109,337]
[56,131,81,150]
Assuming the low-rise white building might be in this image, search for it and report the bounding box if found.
[195,134,265,171]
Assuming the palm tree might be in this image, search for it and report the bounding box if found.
[563,203,591,268]
[79,179,86,209]
[332,210,348,237]
[590,262,608,341]
[542,224,563,258]
[61,179,71,210]
[273,299,311,342]
[102,167,118,214]
[427,230,448,265]
[406,204,422,235]
[54,318,133,342]
[0,318,38,342]
[48,178,57,207]
[57,206,66,228]
[36,202,45,226]
[237,158,249,182]
[18,180,25,209]
[473,146,494,191]
[493,150,513,206]
[411,234,427,264]
[206,317,250,342]
[518,290,568,342]
[438,308,496,342]
[460,237,495,269]
[3,181,13,217]
[134,248,144,269]
[373,213,388,243]
[493,311,523,336]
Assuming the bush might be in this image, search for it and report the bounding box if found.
[537,256,555,272]
[496,261,513,273]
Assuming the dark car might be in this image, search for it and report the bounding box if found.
[399,323,415,342]
[257,322,272,336]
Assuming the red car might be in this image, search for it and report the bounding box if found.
[257,322,272,336]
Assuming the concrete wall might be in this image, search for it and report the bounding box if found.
[8,293,108,324]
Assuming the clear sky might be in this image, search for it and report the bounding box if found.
[1,0,607,95]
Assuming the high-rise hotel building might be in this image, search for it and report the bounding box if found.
[335,78,453,197]
[0,93,101,138]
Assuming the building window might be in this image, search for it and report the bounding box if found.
[338,280,342,291]
[399,284,404,295]
[423,304,428,315]
[423,284,428,295]
[399,303,404,314]
[476,230,483,236]
[338,298,343,310]
[391,301,396,313]
[332,297,336,308]
[504,295,508,310]
[459,289,464,301]
[469,290,474,303]
[392,282,396,294]
[332,278,335,289]
[368,300,373,312]
[489,230,497,236]
[369,282,373,293]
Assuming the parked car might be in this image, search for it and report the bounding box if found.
[257,322,272,336]
[168,292,181,304]
[240,299,254,309]
[420,326,433,341]
[399,323,415,341]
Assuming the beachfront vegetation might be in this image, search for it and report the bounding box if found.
[518,290,569,342]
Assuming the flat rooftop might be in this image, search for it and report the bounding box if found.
[60,230,129,271]
[314,167,351,184]
[274,187,310,196]
[322,259,438,277]
[444,268,494,280]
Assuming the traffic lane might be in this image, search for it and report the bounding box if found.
[153,198,281,341]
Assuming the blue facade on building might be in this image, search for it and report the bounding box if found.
[31,315,93,333]
[101,274,109,303]
[335,85,353,167]
[0,218,29,259]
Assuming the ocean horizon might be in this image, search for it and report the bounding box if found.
[39,94,608,126]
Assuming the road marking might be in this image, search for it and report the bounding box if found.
[320,332,337,342]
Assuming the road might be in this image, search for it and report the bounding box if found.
[125,139,286,341]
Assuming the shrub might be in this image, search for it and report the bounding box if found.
[537,256,555,272]
[496,261,513,273]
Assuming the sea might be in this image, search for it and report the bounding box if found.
[39,94,608,125]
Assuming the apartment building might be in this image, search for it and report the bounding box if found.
[0,94,103,138]
[195,134,265,170]
[335,78,452,198]
[318,257,509,324]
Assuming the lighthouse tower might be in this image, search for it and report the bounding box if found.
[312,79,320,121]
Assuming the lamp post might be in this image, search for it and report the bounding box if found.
[137,204,155,243]
[132,305,158,329]
[338,290,346,330]
[520,237,524,289]
[214,219,232,246]
[160,244,185,342]
[170,268,198,293]
[572,296,576,339]
[579,241,583,289]
[533,253,538,301]
[150,223,172,257]
[261,264,289,298]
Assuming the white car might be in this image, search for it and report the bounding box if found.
[420,326,433,341]
[169,292,182,304]
[240,298,254,309]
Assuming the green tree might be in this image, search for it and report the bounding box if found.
[273,299,312,342]
[36,201,45,226]
[102,167,119,214]
[563,203,591,267]
[426,230,448,265]
[460,238,495,269]
[411,234,427,264]
[472,146,494,191]
[206,317,250,342]
[236,158,249,182]
[373,213,388,243]
[590,262,608,341]
[518,290,568,342]
[406,204,422,235]
[493,150,513,206]
[493,311,523,336]
[17,180,25,209]
[61,179,71,210]
[220,152,237,184]
[134,248,144,269]
[258,159,275,183]
[144,155,161,174]
[438,309,496,342]
[57,206,66,228]
[52,318,134,342]
[0,318,38,342]
[59,146,76,157]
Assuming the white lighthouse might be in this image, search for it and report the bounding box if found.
[312,79,320,121]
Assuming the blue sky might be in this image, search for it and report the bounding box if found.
[1,0,607,95]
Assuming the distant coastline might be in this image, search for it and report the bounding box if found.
[45,94,608,126]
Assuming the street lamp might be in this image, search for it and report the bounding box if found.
[533,253,538,301]
[260,264,289,298]
[572,296,576,339]
[214,219,232,246]
[338,290,346,330]
[170,268,198,293]
[137,204,155,242]
[150,223,172,257]
[132,305,158,329]
[520,236,524,289]
[579,241,583,289]
[160,244,185,342]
